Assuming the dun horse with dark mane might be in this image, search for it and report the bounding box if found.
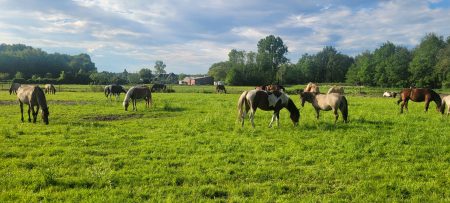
[299,91,348,124]
[238,90,299,128]
[123,86,152,111]
[397,88,441,113]
[17,85,49,124]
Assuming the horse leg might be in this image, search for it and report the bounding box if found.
[424,100,430,112]
[33,105,39,123]
[333,108,339,125]
[250,109,256,128]
[20,102,24,122]
[276,111,280,127]
[315,108,320,120]
[27,105,32,122]
[269,112,277,128]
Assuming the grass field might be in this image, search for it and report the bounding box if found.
[1,85,450,202]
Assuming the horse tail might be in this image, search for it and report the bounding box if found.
[340,95,348,123]
[397,90,404,105]
[238,91,248,120]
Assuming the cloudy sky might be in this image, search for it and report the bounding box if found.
[1,0,450,74]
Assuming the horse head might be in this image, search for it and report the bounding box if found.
[42,107,49,125]
[287,99,300,126]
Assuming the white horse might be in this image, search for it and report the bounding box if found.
[123,86,152,111]
[383,91,397,98]
[440,95,450,116]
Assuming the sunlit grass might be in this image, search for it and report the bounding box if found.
[1,87,449,201]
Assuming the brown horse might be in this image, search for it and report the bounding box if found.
[44,84,56,94]
[238,90,299,128]
[17,85,49,124]
[216,85,226,93]
[397,88,441,113]
[123,86,152,111]
[299,91,348,124]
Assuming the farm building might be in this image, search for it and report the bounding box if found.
[179,76,214,85]
[153,72,178,84]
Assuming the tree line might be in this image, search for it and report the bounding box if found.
[208,33,450,88]
[0,44,178,85]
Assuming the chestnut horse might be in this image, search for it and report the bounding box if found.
[397,88,441,113]
[238,90,299,128]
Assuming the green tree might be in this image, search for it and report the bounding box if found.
[15,71,24,79]
[436,40,450,87]
[0,72,10,80]
[154,61,166,75]
[138,68,153,83]
[345,51,375,86]
[207,62,231,81]
[257,35,289,73]
[409,33,445,87]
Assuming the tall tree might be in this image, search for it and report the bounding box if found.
[409,33,445,87]
[257,35,289,73]
[154,60,166,75]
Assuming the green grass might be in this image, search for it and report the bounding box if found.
[1,86,450,202]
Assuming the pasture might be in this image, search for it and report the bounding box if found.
[1,85,450,202]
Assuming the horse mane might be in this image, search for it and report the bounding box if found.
[124,87,134,103]
[34,86,48,110]
[429,89,442,107]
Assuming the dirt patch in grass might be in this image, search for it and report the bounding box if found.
[83,113,143,121]
[0,100,94,106]
[0,100,16,105]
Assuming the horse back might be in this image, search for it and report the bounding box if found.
[130,87,151,99]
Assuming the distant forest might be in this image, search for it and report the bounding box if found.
[208,33,450,88]
[2,32,450,88]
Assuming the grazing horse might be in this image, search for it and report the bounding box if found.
[397,88,441,113]
[327,86,344,95]
[266,84,286,92]
[238,90,299,128]
[216,84,227,93]
[383,91,397,98]
[299,91,348,124]
[9,83,21,95]
[304,82,320,93]
[105,85,127,100]
[123,86,152,111]
[151,84,167,92]
[17,85,49,125]
[44,84,56,94]
[440,95,450,116]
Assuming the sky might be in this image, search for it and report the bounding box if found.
[1,0,450,74]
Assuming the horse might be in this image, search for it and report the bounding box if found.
[255,86,267,91]
[123,86,152,111]
[9,83,21,95]
[17,85,49,125]
[266,84,286,92]
[105,84,127,100]
[304,82,320,93]
[216,85,227,93]
[327,86,344,95]
[44,84,56,94]
[238,90,299,128]
[151,84,167,92]
[440,95,450,116]
[299,91,348,124]
[383,91,397,98]
[397,88,441,113]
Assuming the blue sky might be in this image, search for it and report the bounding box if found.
[1,0,450,74]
